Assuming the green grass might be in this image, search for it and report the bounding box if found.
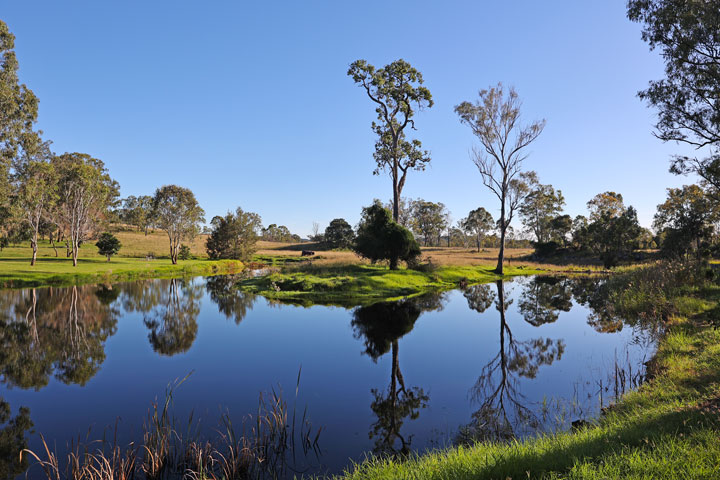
[237,263,542,306]
[0,240,243,288]
[331,268,720,480]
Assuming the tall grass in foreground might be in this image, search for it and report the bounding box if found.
[22,371,321,480]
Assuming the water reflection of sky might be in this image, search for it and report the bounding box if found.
[0,275,655,476]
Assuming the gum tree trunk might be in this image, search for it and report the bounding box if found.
[496,197,506,275]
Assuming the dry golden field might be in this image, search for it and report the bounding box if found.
[100,230,605,272]
[255,241,604,272]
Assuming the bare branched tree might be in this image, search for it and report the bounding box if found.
[456,84,545,273]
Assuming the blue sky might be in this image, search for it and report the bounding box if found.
[2,1,702,236]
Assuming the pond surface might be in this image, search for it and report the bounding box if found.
[0,275,656,478]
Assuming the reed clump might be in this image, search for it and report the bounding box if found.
[22,372,321,480]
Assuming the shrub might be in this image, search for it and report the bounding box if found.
[354,202,420,270]
[95,232,121,262]
[178,244,191,260]
[533,241,560,258]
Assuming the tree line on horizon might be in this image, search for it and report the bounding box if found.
[2,0,719,271]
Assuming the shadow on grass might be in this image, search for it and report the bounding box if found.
[269,242,329,252]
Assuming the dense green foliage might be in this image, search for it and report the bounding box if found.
[354,203,420,270]
[653,184,718,260]
[95,232,121,261]
[206,207,262,261]
[324,218,355,249]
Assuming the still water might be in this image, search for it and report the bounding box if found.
[0,275,655,478]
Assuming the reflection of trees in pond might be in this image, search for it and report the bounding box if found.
[118,279,165,314]
[457,281,565,444]
[0,286,118,389]
[570,277,626,333]
[0,398,33,480]
[205,275,256,324]
[351,294,445,456]
[139,278,203,356]
[518,276,573,326]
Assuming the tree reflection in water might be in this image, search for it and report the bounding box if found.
[0,286,118,389]
[518,276,573,326]
[570,277,627,334]
[352,294,445,457]
[205,275,256,325]
[137,278,203,356]
[457,281,565,444]
[0,398,33,480]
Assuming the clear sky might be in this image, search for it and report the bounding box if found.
[2,1,703,236]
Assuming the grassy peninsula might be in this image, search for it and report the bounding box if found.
[237,263,542,306]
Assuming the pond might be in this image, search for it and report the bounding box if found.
[0,275,657,478]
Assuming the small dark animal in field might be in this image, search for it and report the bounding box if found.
[301,250,315,257]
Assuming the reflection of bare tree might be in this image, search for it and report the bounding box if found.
[518,276,573,326]
[457,281,565,444]
[205,275,256,325]
[0,286,118,389]
[351,294,445,456]
[141,279,203,356]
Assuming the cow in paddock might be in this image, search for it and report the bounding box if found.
[301,250,315,257]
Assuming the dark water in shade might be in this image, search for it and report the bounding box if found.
[0,275,656,478]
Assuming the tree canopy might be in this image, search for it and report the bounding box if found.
[95,232,121,261]
[324,218,355,249]
[153,185,205,264]
[409,200,449,247]
[629,0,720,198]
[348,59,433,222]
[461,207,495,252]
[206,207,262,261]
[354,202,420,270]
[653,184,718,260]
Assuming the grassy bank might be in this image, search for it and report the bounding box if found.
[334,264,720,479]
[238,264,542,306]
[0,256,244,289]
[0,234,246,288]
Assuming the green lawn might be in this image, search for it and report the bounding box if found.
[0,240,242,288]
[332,270,720,480]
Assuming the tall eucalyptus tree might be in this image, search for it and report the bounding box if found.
[348,59,433,222]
